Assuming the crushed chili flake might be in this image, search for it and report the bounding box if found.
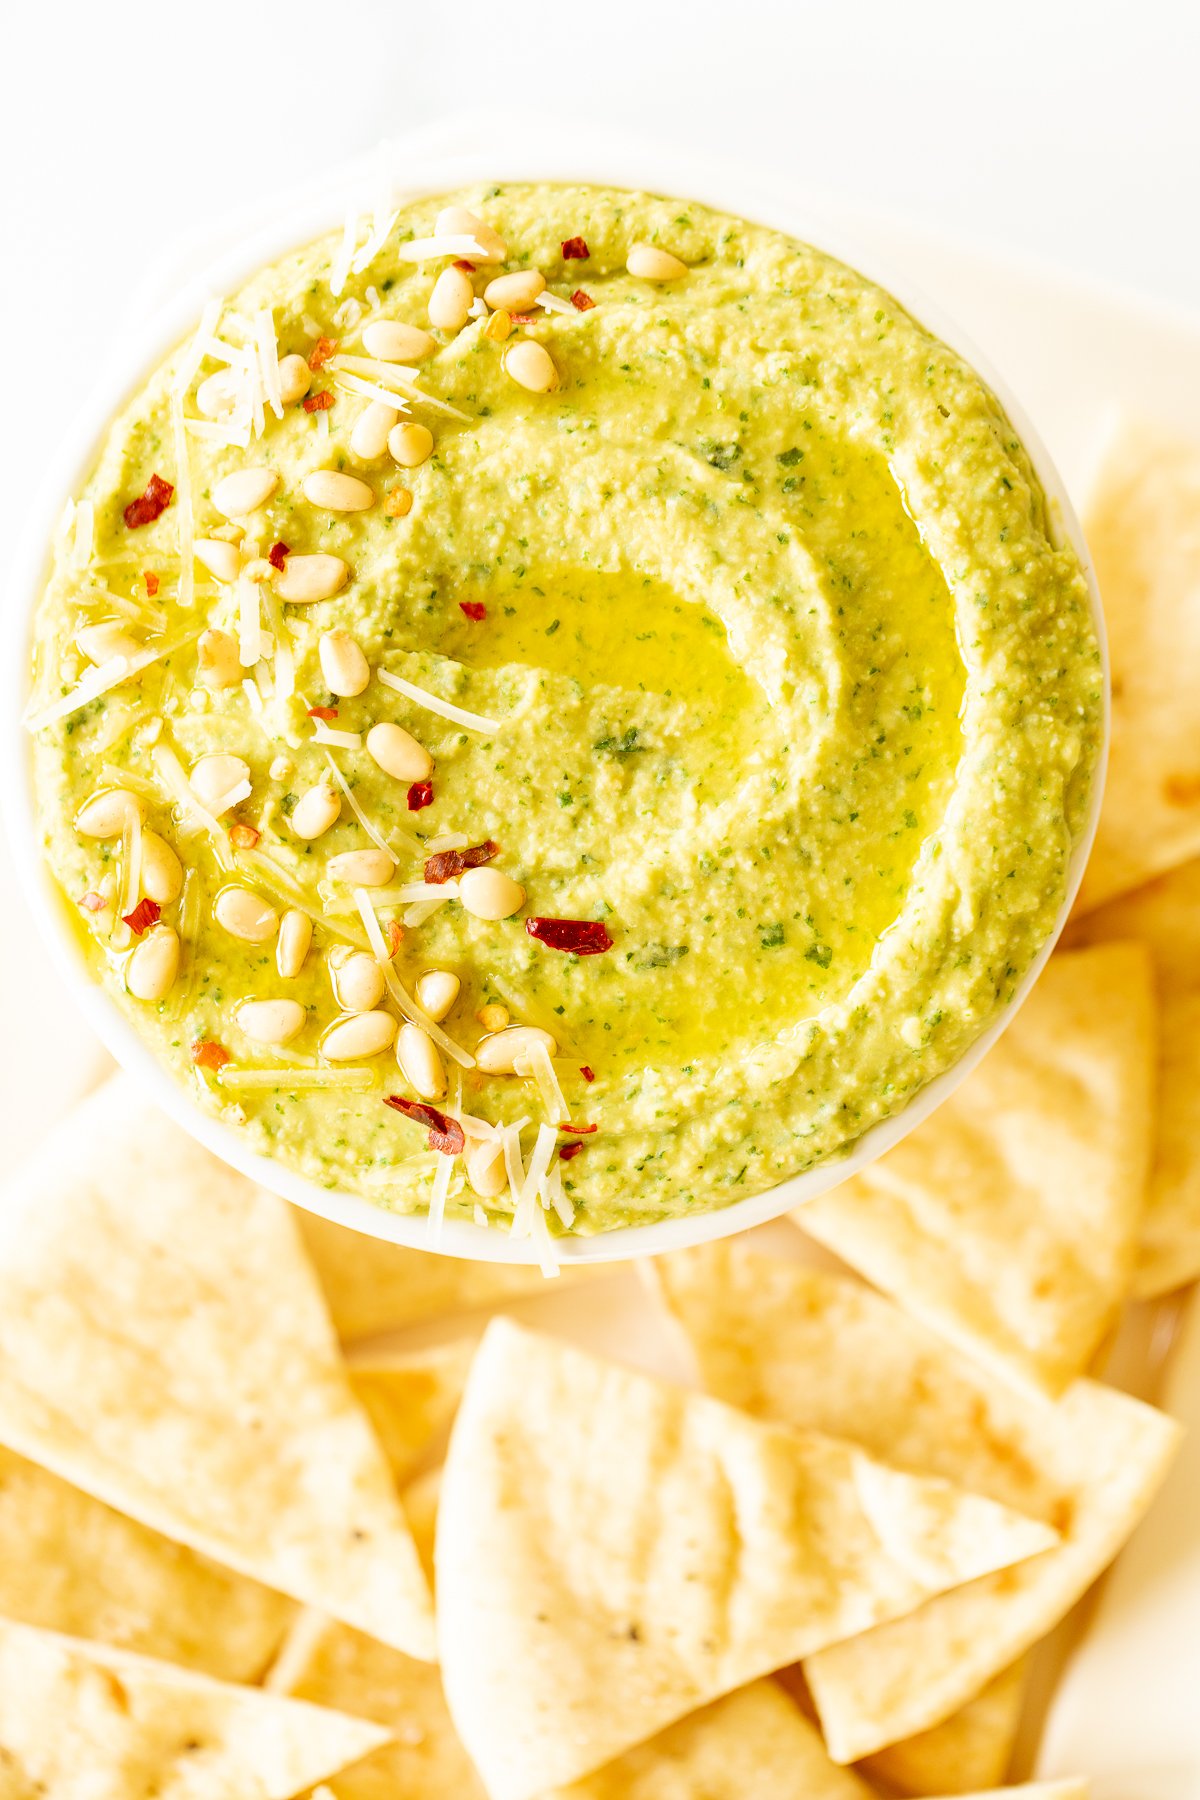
[191,1038,231,1073]
[79,891,108,913]
[384,1095,466,1156]
[384,919,404,956]
[229,822,260,849]
[558,1121,598,1134]
[509,313,537,325]
[570,289,596,312]
[526,917,614,955]
[303,390,334,413]
[580,1065,595,1082]
[143,571,160,596]
[559,1141,585,1162]
[561,236,590,260]
[308,336,339,370]
[307,705,339,721]
[459,601,487,621]
[453,257,477,271]
[424,839,500,885]
[407,780,434,812]
[268,540,290,571]
[123,473,174,530]
[122,897,161,936]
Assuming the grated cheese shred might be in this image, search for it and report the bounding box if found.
[377,668,501,735]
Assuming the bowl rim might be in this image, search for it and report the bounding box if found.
[0,118,1109,1265]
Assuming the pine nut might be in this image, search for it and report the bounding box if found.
[76,788,146,840]
[140,831,184,905]
[194,538,242,583]
[76,622,141,666]
[350,400,399,461]
[484,270,545,311]
[214,886,279,943]
[388,422,434,468]
[367,721,432,782]
[126,925,180,1002]
[237,998,306,1045]
[326,847,396,887]
[626,244,688,281]
[415,968,460,1021]
[362,321,437,362]
[319,630,370,697]
[429,266,475,332]
[277,909,313,978]
[277,353,312,406]
[334,950,386,1013]
[459,866,526,921]
[196,369,241,418]
[476,1002,510,1031]
[273,553,349,603]
[302,470,375,513]
[290,783,341,840]
[435,206,507,262]
[475,1024,557,1074]
[190,753,250,815]
[322,1010,397,1060]
[197,628,242,689]
[503,340,558,394]
[465,1134,508,1198]
[211,468,280,519]
[396,1022,446,1099]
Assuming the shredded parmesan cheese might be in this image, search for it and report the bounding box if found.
[545,1162,576,1229]
[528,1202,561,1277]
[24,632,200,732]
[523,1039,569,1124]
[311,722,362,751]
[118,804,142,921]
[501,1123,527,1212]
[152,745,234,872]
[396,234,490,262]
[536,291,578,316]
[255,308,283,419]
[322,750,421,858]
[329,355,471,420]
[353,887,474,1068]
[426,1150,453,1245]
[377,668,501,735]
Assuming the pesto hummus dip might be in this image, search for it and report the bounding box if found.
[26,183,1101,1239]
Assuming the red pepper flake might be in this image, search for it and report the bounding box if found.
[79,891,108,913]
[268,540,290,571]
[384,919,404,957]
[559,1141,585,1162]
[424,839,500,885]
[229,822,261,849]
[384,1095,466,1156]
[303,390,334,413]
[308,336,339,370]
[526,917,614,955]
[191,1038,232,1073]
[122,897,161,936]
[459,601,487,621]
[561,236,590,260]
[453,257,477,271]
[509,313,538,326]
[570,289,596,312]
[307,705,339,721]
[123,473,174,529]
[143,571,160,596]
[580,1065,595,1082]
[407,780,434,812]
[558,1121,598,1134]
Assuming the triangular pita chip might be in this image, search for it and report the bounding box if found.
[269,1608,486,1799]
[436,1319,1057,1800]
[295,1209,595,1341]
[0,1077,434,1658]
[0,1618,388,1800]
[543,1681,873,1799]
[0,1442,292,1681]
[1075,415,1200,910]
[648,1243,1179,1762]
[400,1465,442,1588]
[799,942,1155,1394]
[859,1659,1027,1795]
[1068,858,1200,1294]
[347,1338,475,1487]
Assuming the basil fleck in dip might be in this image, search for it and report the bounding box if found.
[26,183,1102,1240]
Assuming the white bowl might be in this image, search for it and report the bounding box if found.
[0,121,1108,1266]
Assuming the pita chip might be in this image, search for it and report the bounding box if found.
[347,1338,475,1488]
[1076,415,1200,910]
[912,1786,1087,1800]
[859,1659,1027,1795]
[295,1210,596,1341]
[0,1077,434,1659]
[436,1318,1057,1800]
[0,1442,292,1681]
[0,1617,388,1800]
[1068,858,1200,1294]
[648,1242,1179,1762]
[799,942,1156,1394]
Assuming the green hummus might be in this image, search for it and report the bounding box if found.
[27,182,1102,1236]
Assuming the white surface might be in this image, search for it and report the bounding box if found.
[0,129,1106,1263]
